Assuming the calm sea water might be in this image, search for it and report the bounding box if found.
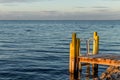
[0,20,120,80]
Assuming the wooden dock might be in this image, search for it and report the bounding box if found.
[69,32,120,79]
[79,54,120,66]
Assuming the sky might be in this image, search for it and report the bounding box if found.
[0,0,120,20]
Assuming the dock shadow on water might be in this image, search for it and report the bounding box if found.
[69,70,99,80]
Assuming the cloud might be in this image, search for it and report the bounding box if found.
[92,6,109,9]
[40,11,58,14]
[102,0,120,1]
[0,0,29,3]
[65,11,120,20]
[0,10,120,20]
[0,0,45,3]
[76,7,86,8]
[95,9,110,12]
[0,10,61,20]
[76,6,109,9]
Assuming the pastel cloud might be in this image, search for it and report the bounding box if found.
[92,6,109,9]
[0,0,42,3]
[0,10,120,20]
[76,7,86,8]
[107,0,120,1]
[0,0,120,20]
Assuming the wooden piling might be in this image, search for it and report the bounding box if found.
[69,33,80,75]
[93,32,99,54]
[76,39,79,69]
[75,38,80,76]
[69,33,77,73]
[92,32,99,77]
[78,39,82,73]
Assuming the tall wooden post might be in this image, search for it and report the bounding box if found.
[93,32,99,55]
[69,33,80,77]
[92,32,99,77]
[75,38,80,77]
[78,39,82,73]
[69,33,77,73]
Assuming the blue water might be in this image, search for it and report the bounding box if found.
[0,20,120,80]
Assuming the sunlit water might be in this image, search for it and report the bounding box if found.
[0,20,120,80]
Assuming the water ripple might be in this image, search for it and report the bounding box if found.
[0,20,120,80]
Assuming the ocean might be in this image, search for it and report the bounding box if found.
[0,20,120,80]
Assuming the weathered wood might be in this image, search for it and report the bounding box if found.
[93,32,99,55]
[69,33,76,73]
[75,38,80,75]
[92,32,99,76]
[79,54,120,66]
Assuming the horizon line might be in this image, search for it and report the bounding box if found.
[0,19,120,21]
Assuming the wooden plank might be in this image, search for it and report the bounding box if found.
[79,54,120,66]
[88,54,120,60]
